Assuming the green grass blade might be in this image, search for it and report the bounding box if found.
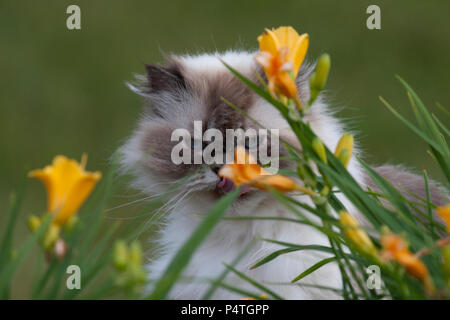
[291,257,336,283]
[423,170,437,238]
[0,215,52,292]
[202,238,255,299]
[431,114,450,137]
[223,263,283,300]
[0,179,27,267]
[397,75,449,159]
[251,245,334,269]
[212,281,269,299]
[379,96,444,153]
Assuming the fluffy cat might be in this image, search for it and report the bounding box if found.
[120,51,446,299]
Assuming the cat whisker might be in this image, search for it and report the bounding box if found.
[104,195,156,213]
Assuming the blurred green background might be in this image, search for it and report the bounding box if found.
[1,0,449,297]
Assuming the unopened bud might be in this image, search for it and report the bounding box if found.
[114,240,129,271]
[312,138,327,164]
[28,215,41,232]
[309,53,331,104]
[65,215,79,233]
[53,239,68,261]
[443,244,450,285]
[297,163,316,188]
[436,204,450,233]
[43,224,61,250]
[339,211,378,259]
[335,133,354,168]
[129,241,143,266]
[312,53,331,91]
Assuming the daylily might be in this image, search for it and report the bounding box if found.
[437,204,450,233]
[381,233,433,291]
[339,211,378,259]
[29,154,102,226]
[255,26,309,102]
[218,147,309,194]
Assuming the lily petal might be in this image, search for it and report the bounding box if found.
[257,29,280,55]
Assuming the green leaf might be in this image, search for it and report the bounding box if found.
[0,215,52,292]
[291,257,336,283]
[202,239,256,299]
[211,280,268,300]
[379,96,444,154]
[223,263,283,300]
[0,179,27,267]
[251,245,333,269]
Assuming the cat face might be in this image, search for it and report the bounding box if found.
[120,51,312,212]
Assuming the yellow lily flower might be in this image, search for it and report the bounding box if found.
[218,147,308,194]
[29,154,102,226]
[255,26,309,101]
[339,211,378,258]
[258,26,309,76]
[437,204,450,233]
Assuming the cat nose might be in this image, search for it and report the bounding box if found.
[211,164,222,175]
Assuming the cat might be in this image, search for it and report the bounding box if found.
[120,50,447,299]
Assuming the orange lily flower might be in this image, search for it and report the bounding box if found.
[255,26,309,101]
[218,147,306,193]
[381,233,433,291]
[29,154,102,226]
[437,204,450,233]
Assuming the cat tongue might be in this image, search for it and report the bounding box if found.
[217,178,250,195]
[217,177,235,193]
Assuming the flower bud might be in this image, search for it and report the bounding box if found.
[437,204,450,233]
[309,53,331,105]
[312,53,331,91]
[113,240,129,271]
[65,215,79,233]
[442,244,450,285]
[129,241,143,266]
[28,215,41,232]
[129,264,147,285]
[335,133,354,168]
[53,239,68,261]
[43,224,61,250]
[312,138,327,164]
[297,163,316,188]
[339,211,378,258]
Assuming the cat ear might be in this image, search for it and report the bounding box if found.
[145,63,186,93]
